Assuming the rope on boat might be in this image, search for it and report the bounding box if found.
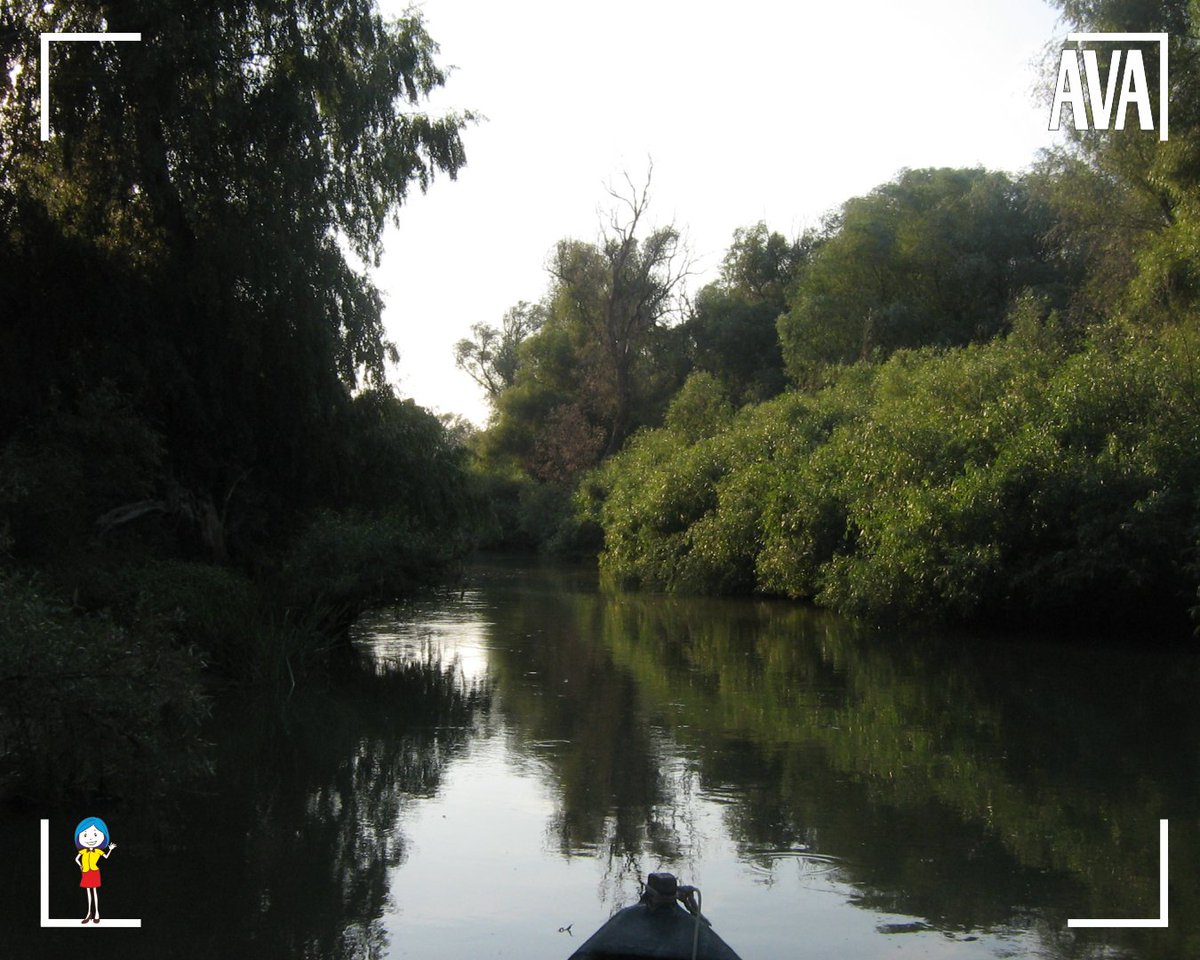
[640,874,706,960]
[680,886,702,960]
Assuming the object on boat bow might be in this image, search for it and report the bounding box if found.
[566,872,744,960]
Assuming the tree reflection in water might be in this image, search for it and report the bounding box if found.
[473,565,1200,958]
[152,646,490,960]
[479,584,688,904]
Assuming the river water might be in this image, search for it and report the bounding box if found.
[6,559,1199,958]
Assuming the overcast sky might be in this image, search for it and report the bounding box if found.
[376,0,1067,425]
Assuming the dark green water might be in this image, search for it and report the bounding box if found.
[4,559,1198,958]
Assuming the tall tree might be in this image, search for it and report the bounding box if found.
[684,223,811,404]
[474,174,690,488]
[0,0,470,547]
[1039,0,1200,320]
[550,169,690,454]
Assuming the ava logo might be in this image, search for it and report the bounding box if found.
[1049,33,1169,141]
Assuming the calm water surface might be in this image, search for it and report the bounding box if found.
[6,559,1199,959]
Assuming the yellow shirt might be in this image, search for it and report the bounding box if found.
[79,849,103,872]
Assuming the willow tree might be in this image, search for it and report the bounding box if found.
[0,0,469,550]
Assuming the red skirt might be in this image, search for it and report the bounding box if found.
[80,870,100,889]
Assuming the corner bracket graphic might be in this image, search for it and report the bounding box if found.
[40,820,141,928]
[1068,819,1168,929]
[39,32,142,141]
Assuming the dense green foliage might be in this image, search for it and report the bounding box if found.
[0,570,209,800]
[778,167,1071,386]
[591,315,1200,628]
[565,1,1200,632]
[682,223,806,403]
[1,0,470,533]
[0,1,476,800]
[1041,0,1200,321]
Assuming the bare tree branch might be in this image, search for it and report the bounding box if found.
[552,160,693,453]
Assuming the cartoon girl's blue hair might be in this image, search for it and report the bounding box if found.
[74,816,110,849]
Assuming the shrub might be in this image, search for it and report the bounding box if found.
[589,316,1200,630]
[0,572,208,801]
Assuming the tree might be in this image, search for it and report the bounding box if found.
[777,168,1066,386]
[469,171,692,526]
[454,301,546,399]
[550,167,691,454]
[720,222,809,306]
[684,223,811,403]
[1025,151,1160,319]
[1039,1,1200,320]
[0,0,471,548]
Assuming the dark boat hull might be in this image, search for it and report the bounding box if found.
[566,902,744,960]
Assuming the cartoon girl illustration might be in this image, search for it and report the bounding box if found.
[74,817,116,924]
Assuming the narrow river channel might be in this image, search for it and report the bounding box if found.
[7,558,1198,959]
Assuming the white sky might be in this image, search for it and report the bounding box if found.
[376,0,1067,425]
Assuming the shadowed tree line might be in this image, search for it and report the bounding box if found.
[0,0,478,802]
[1,646,490,960]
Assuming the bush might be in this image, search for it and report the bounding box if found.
[0,383,165,566]
[117,560,273,677]
[589,317,1200,630]
[0,572,208,801]
[275,509,460,629]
